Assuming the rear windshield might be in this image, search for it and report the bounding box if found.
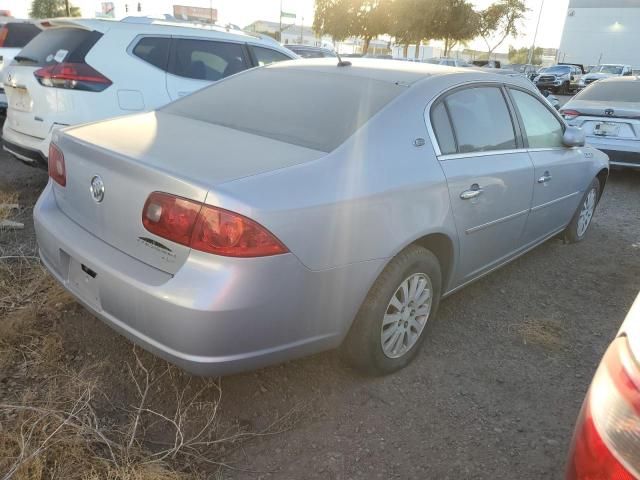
[163,68,405,152]
[1,22,40,48]
[576,81,640,102]
[13,27,101,66]
[595,65,623,75]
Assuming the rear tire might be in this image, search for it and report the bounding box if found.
[341,245,442,375]
[564,178,600,244]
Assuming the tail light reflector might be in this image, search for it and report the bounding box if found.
[34,63,112,92]
[48,143,66,187]
[562,110,581,121]
[0,26,7,48]
[142,192,288,258]
[567,337,640,480]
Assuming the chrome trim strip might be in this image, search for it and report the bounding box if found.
[465,208,530,234]
[530,191,580,212]
[2,145,36,164]
[439,148,525,161]
[611,160,640,168]
[442,225,567,298]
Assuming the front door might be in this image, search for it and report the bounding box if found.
[430,86,534,283]
[507,88,590,244]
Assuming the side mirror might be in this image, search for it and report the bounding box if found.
[563,126,586,147]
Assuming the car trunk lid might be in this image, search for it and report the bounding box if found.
[53,111,325,274]
[568,100,640,140]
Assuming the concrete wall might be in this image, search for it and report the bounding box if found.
[559,6,640,66]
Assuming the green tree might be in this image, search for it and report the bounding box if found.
[478,0,527,58]
[349,0,391,55]
[30,0,80,18]
[313,0,352,42]
[508,45,542,65]
[389,0,438,59]
[432,0,479,57]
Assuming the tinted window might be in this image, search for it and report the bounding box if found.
[163,68,404,152]
[431,102,456,155]
[14,27,101,66]
[291,48,322,59]
[132,36,169,70]
[510,89,564,148]
[577,80,640,102]
[251,46,291,66]
[3,23,40,48]
[444,87,517,153]
[171,39,249,81]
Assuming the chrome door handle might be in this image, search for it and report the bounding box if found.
[538,172,552,184]
[460,184,484,200]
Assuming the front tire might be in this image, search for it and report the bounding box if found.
[564,178,600,244]
[341,245,442,375]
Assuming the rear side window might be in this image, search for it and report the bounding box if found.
[576,80,640,102]
[0,23,41,48]
[170,39,249,81]
[510,89,564,148]
[13,27,101,66]
[443,87,517,153]
[430,102,456,155]
[132,36,169,70]
[251,46,291,66]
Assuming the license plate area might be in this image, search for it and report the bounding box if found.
[68,257,101,310]
[594,122,620,137]
[6,86,32,112]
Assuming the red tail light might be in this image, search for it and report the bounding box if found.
[34,63,112,92]
[48,143,66,187]
[0,26,7,48]
[566,337,640,480]
[142,192,288,258]
[562,110,581,121]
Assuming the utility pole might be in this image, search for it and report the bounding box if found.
[279,0,282,42]
[527,0,545,65]
[300,16,303,43]
[65,0,70,16]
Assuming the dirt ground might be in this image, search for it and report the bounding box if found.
[1,148,639,479]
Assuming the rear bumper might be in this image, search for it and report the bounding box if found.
[2,123,50,166]
[34,183,381,375]
[585,136,640,168]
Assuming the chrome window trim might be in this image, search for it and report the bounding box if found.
[438,148,525,161]
[424,80,534,159]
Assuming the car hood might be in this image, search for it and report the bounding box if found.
[619,292,640,360]
[584,73,612,80]
[64,111,327,189]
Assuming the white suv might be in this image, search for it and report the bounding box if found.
[0,19,42,112]
[2,18,297,165]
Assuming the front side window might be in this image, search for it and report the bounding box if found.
[442,87,517,154]
[251,46,292,66]
[170,39,249,81]
[510,89,564,149]
[132,36,169,70]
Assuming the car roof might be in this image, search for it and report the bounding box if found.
[597,76,640,84]
[265,58,532,88]
[40,17,283,47]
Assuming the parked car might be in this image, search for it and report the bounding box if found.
[561,76,640,169]
[578,64,633,89]
[34,60,608,376]
[566,292,640,480]
[509,63,538,77]
[633,68,640,77]
[471,59,501,68]
[0,19,41,113]
[2,17,296,165]
[285,44,336,58]
[534,64,584,94]
[424,57,471,67]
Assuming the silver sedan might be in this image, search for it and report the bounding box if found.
[34,59,609,376]
[562,76,640,169]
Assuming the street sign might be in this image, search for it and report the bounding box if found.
[281,11,296,19]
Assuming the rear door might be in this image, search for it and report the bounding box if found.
[165,37,251,101]
[507,87,589,243]
[4,26,101,140]
[430,85,534,282]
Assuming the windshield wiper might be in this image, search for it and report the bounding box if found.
[13,55,38,63]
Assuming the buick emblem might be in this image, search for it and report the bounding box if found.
[605,108,615,117]
[90,175,105,203]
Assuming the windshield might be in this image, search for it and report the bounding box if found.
[163,67,405,152]
[545,66,571,74]
[595,65,623,75]
[576,80,640,102]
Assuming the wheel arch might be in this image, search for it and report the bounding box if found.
[411,232,456,292]
[596,168,609,201]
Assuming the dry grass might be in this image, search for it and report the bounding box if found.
[0,252,301,479]
[520,317,567,350]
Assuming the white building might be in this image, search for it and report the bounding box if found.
[558,0,640,67]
